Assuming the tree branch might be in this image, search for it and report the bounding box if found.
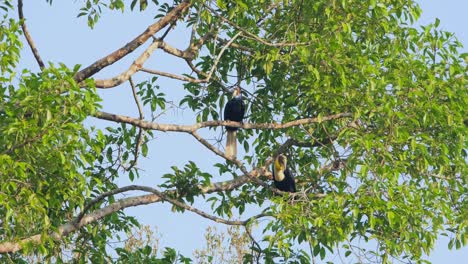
[18,0,45,69]
[73,0,191,83]
[126,77,144,171]
[0,173,253,253]
[94,111,352,132]
[93,40,161,88]
[140,67,204,83]
[132,185,268,226]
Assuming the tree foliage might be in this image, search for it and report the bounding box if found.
[0,0,466,263]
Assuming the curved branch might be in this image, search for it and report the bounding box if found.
[132,185,268,226]
[94,111,352,132]
[93,40,161,88]
[73,0,191,83]
[0,173,253,254]
[18,0,45,69]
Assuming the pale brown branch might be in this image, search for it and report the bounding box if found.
[158,41,190,58]
[74,0,191,83]
[18,0,45,69]
[94,41,161,88]
[131,185,268,226]
[205,31,243,83]
[184,59,230,93]
[140,67,204,83]
[217,38,253,53]
[94,111,352,133]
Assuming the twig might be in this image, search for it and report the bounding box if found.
[245,226,262,264]
[205,31,243,83]
[126,77,144,171]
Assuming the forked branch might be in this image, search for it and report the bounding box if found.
[73,0,191,83]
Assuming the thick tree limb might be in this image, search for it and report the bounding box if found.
[18,0,45,69]
[92,27,216,88]
[73,0,191,83]
[0,145,331,253]
[94,111,352,132]
[0,174,253,254]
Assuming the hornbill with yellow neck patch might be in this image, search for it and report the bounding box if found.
[223,86,245,159]
[273,154,296,192]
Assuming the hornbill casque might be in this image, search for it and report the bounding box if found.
[223,86,245,159]
[273,154,296,193]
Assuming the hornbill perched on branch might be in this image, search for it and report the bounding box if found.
[273,154,296,193]
[223,86,245,159]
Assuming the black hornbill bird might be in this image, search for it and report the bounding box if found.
[223,86,245,158]
[273,154,296,192]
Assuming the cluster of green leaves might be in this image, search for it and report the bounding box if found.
[0,64,101,253]
[160,161,212,206]
[0,15,21,78]
[75,0,183,28]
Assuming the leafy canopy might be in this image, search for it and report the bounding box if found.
[0,0,466,263]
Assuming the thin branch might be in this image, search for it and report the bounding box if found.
[18,0,45,69]
[126,77,144,171]
[140,67,204,83]
[159,21,176,41]
[73,185,142,225]
[205,4,311,47]
[94,111,352,132]
[184,59,230,93]
[205,31,243,83]
[132,185,268,226]
[74,0,191,83]
[245,226,262,264]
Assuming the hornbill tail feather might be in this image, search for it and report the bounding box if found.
[226,130,237,158]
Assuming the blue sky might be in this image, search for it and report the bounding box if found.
[16,1,467,262]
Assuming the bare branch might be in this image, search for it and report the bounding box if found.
[74,0,191,83]
[140,67,204,83]
[93,41,161,88]
[18,0,45,69]
[94,111,352,132]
